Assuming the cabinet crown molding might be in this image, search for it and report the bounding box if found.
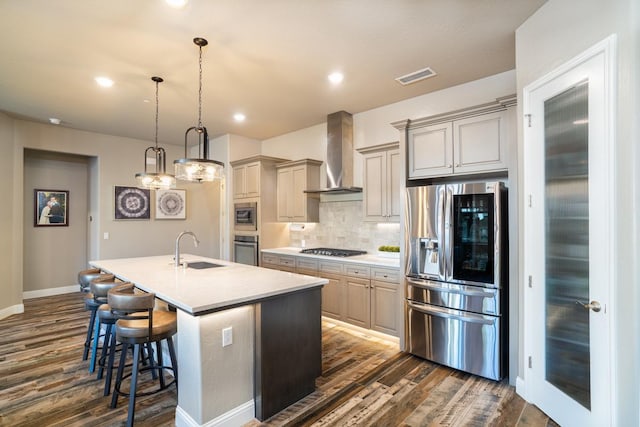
[230,155,290,167]
[356,141,400,154]
[276,158,323,169]
[391,94,517,131]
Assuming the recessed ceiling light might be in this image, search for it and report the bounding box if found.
[95,76,114,88]
[328,72,344,85]
[233,113,246,122]
[49,118,61,125]
[166,0,188,8]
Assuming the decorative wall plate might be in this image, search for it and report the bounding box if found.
[156,189,186,220]
[114,186,150,220]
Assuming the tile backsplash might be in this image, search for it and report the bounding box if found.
[288,200,400,253]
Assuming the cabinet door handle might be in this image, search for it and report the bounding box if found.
[456,164,460,167]
[447,164,452,168]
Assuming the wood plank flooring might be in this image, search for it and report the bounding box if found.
[0,292,558,426]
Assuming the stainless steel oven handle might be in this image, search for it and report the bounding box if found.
[407,301,496,325]
[406,277,495,297]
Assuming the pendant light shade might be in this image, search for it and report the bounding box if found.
[135,76,176,189]
[174,37,225,183]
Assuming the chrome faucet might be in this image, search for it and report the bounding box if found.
[175,231,200,267]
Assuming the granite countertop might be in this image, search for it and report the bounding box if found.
[90,254,327,315]
[261,247,401,269]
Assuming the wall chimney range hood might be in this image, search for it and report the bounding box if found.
[305,111,362,194]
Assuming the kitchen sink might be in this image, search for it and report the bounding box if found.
[187,261,225,269]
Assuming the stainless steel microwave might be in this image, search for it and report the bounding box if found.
[234,202,258,231]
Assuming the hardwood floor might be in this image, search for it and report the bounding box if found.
[0,292,557,426]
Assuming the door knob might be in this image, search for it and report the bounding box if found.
[575,300,601,312]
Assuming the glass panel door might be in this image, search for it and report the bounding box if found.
[452,193,495,284]
[544,82,590,409]
[523,36,613,427]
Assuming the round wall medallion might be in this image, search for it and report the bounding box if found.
[158,191,184,216]
[115,187,150,219]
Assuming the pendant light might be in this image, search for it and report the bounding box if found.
[135,76,176,189]
[174,37,225,182]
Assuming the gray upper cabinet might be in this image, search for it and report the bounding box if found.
[276,159,322,222]
[232,160,261,199]
[357,142,400,222]
[404,95,516,180]
[231,156,289,201]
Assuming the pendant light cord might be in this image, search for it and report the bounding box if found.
[155,79,160,148]
[198,44,203,130]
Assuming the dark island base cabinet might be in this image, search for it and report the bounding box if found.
[254,287,322,421]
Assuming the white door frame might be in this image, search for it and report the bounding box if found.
[519,35,617,426]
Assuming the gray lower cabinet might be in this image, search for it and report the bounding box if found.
[371,279,398,335]
[345,276,370,328]
[262,253,399,337]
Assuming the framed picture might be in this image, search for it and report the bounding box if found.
[35,189,69,227]
[156,189,186,220]
[114,186,150,220]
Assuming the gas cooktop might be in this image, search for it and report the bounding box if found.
[300,248,367,257]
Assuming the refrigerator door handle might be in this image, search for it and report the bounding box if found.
[437,185,447,279]
[406,277,496,297]
[407,301,496,325]
[445,185,455,281]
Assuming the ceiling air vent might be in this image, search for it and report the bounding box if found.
[395,67,437,85]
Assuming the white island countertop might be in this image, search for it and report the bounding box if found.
[90,254,327,315]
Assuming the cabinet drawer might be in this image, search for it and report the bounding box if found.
[279,256,296,268]
[296,258,318,272]
[262,253,279,266]
[371,268,399,284]
[319,261,344,275]
[346,265,370,279]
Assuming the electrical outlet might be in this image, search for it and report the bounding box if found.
[222,327,233,347]
[103,232,109,240]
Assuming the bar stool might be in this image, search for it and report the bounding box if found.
[78,267,103,293]
[89,279,122,374]
[108,284,178,427]
[82,272,116,361]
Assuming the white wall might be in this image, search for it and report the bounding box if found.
[516,0,639,424]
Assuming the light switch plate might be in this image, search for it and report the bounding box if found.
[222,327,233,347]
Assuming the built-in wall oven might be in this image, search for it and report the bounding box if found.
[405,182,508,381]
[234,235,259,266]
[234,202,258,232]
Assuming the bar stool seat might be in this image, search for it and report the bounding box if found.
[108,284,178,427]
[78,268,103,293]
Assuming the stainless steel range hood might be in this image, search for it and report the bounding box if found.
[305,111,362,194]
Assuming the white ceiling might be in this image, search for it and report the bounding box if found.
[0,0,545,146]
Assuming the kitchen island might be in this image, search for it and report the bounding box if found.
[90,254,327,427]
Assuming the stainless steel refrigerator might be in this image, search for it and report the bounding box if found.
[405,182,508,380]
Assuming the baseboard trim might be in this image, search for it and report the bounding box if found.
[321,316,400,345]
[23,285,79,300]
[515,376,529,402]
[175,400,255,427]
[0,304,25,320]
